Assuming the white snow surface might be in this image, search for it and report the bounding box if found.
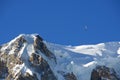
[45,41,120,80]
[83,61,97,67]
[65,43,106,56]
[1,34,120,80]
[117,47,120,55]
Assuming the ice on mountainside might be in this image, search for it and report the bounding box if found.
[45,41,120,80]
[117,48,120,55]
[65,43,106,56]
[0,34,120,80]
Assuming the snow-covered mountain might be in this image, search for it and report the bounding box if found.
[0,34,120,80]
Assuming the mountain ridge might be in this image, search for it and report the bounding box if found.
[0,34,120,80]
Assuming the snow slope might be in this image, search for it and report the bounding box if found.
[45,41,120,80]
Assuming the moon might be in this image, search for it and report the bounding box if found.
[84,25,88,30]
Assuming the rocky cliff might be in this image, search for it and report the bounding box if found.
[0,34,77,80]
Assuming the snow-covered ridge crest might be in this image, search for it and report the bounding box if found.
[1,34,38,51]
[65,43,106,56]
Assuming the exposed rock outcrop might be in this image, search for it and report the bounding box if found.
[34,35,56,61]
[91,65,120,80]
[29,53,57,80]
[64,72,77,80]
[0,35,58,80]
[0,59,8,78]
[17,72,38,80]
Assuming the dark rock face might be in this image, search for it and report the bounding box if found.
[0,59,8,78]
[0,46,2,49]
[13,36,26,56]
[29,53,57,80]
[64,72,77,80]
[35,35,43,41]
[17,73,38,80]
[29,53,42,65]
[34,35,56,62]
[57,71,77,80]
[40,58,57,80]
[91,65,120,80]
[41,69,57,80]
[5,72,38,80]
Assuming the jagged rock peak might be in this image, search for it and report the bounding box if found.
[9,34,43,44]
[0,34,57,80]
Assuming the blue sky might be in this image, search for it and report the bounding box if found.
[0,0,120,45]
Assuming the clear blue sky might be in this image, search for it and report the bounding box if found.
[0,0,120,45]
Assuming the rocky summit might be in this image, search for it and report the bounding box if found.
[0,34,120,80]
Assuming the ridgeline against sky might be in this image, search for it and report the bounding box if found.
[0,0,120,45]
